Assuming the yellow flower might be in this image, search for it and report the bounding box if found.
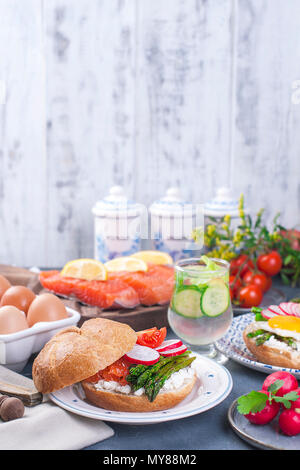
[238,194,244,211]
[224,215,231,225]
[271,231,281,241]
[207,224,216,236]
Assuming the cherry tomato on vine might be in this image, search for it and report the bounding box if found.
[257,251,282,277]
[243,270,271,293]
[230,255,254,276]
[238,284,263,308]
[265,275,272,291]
[229,275,242,299]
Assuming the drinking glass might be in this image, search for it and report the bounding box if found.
[168,258,233,363]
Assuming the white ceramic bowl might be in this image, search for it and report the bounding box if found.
[0,307,80,372]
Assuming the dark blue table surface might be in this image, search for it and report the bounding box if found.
[24,280,300,450]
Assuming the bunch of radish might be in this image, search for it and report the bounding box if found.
[260,302,300,320]
[238,371,300,436]
[124,339,187,366]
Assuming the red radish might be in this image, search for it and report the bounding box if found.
[268,305,285,315]
[289,303,300,317]
[261,309,278,320]
[278,303,291,315]
[290,388,300,410]
[262,371,298,397]
[279,409,300,436]
[159,344,187,357]
[124,344,160,365]
[279,302,296,316]
[244,391,280,425]
[156,339,183,352]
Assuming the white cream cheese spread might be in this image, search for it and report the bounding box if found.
[92,366,195,396]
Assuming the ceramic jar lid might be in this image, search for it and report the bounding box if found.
[92,186,143,218]
[204,187,248,218]
[149,187,197,217]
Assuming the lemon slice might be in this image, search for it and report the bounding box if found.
[130,250,173,265]
[105,257,148,273]
[61,258,107,281]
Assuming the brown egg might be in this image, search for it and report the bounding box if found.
[0,286,35,314]
[0,306,29,334]
[0,275,11,301]
[27,293,68,327]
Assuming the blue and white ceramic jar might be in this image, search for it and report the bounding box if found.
[204,187,249,229]
[92,186,144,262]
[149,187,203,261]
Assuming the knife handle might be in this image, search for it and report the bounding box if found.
[0,380,43,406]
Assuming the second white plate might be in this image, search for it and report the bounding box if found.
[49,353,232,425]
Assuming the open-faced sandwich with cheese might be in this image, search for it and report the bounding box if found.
[32,318,197,412]
[243,302,300,369]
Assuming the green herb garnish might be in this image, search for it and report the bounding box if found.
[237,380,299,415]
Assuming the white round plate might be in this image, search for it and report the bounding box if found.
[216,313,300,378]
[49,353,232,425]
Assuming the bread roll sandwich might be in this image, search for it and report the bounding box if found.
[32,318,197,412]
[243,303,300,369]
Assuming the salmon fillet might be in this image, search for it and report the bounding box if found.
[39,271,140,309]
[108,264,175,306]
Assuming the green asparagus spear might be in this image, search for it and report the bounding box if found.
[127,353,192,391]
[145,356,196,402]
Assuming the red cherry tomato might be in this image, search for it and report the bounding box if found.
[245,391,280,425]
[230,255,254,276]
[229,275,242,299]
[257,251,282,277]
[265,275,272,291]
[137,327,167,349]
[243,270,271,293]
[238,284,263,308]
[279,409,300,436]
[262,371,298,397]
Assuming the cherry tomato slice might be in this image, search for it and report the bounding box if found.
[137,327,167,349]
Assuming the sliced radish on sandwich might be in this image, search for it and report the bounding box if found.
[279,302,295,316]
[268,305,285,316]
[124,344,160,365]
[289,302,300,317]
[159,344,188,357]
[261,309,278,320]
[155,339,183,353]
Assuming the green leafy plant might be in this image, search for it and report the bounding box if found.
[192,194,300,287]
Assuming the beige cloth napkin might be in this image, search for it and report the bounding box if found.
[0,366,114,450]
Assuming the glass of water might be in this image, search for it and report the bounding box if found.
[168,257,233,362]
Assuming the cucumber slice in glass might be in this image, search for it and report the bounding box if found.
[172,286,203,318]
[200,279,230,317]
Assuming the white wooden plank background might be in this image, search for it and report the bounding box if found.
[0,0,299,267]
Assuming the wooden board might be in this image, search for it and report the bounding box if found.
[0,265,169,331]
